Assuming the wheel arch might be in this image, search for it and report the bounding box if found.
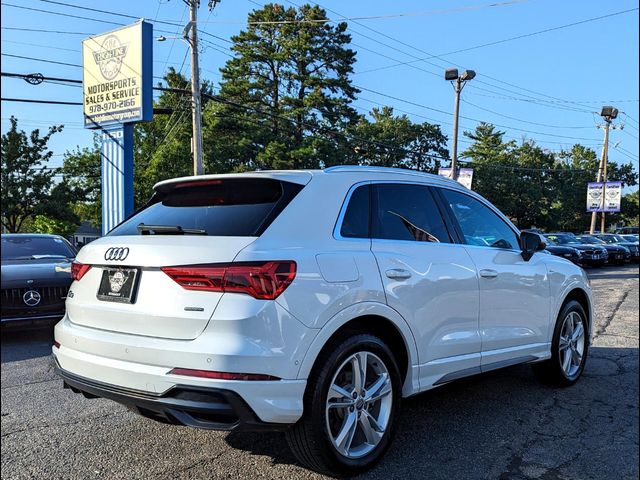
[296,302,419,396]
[560,287,593,336]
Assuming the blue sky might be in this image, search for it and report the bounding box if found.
[1,0,638,187]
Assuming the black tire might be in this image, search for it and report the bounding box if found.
[532,300,589,387]
[286,333,402,477]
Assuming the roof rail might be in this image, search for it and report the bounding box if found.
[324,165,459,183]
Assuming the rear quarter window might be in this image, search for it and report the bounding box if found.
[108,178,304,237]
[340,184,370,238]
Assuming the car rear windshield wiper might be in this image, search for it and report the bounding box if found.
[137,223,207,235]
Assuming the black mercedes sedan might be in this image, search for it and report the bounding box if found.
[1,234,76,326]
[576,235,630,265]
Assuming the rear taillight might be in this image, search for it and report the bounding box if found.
[168,367,280,381]
[71,261,91,281]
[161,261,296,300]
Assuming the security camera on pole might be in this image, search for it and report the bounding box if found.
[445,68,475,181]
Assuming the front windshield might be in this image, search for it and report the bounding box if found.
[1,236,75,260]
[547,234,580,245]
[609,234,627,242]
[580,236,605,244]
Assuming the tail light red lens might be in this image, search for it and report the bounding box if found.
[71,261,91,281]
[162,261,296,300]
[168,367,280,381]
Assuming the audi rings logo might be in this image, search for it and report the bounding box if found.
[104,247,130,261]
[23,290,41,307]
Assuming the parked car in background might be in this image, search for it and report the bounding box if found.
[594,234,640,263]
[544,244,583,265]
[52,167,592,476]
[522,230,582,265]
[544,233,608,267]
[620,234,639,243]
[1,234,76,326]
[615,226,639,235]
[576,235,630,265]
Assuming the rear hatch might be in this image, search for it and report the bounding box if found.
[67,175,307,340]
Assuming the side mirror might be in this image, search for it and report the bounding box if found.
[520,231,547,261]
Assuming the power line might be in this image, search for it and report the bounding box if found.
[195,1,530,25]
[1,53,82,69]
[356,8,638,74]
[460,98,595,129]
[3,2,124,27]
[304,0,614,117]
[1,97,82,106]
[355,85,603,142]
[1,26,92,35]
[1,39,79,53]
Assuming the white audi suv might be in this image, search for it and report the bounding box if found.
[53,166,592,476]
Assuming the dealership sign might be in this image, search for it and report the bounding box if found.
[438,168,474,189]
[82,21,153,235]
[82,21,153,128]
[586,181,622,213]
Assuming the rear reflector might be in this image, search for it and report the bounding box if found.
[53,341,61,349]
[168,367,280,381]
[71,261,91,281]
[162,261,296,300]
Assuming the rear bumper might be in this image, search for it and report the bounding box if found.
[55,360,289,431]
[52,313,308,425]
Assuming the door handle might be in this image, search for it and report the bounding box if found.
[385,268,412,280]
[479,269,498,278]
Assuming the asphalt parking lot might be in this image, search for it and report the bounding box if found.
[1,265,638,480]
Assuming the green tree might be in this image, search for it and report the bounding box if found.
[556,145,638,232]
[31,214,77,238]
[134,68,213,205]
[60,138,102,227]
[611,190,639,228]
[348,106,449,171]
[1,116,62,232]
[211,3,359,170]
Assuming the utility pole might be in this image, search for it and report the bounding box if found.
[184,0,203,176]
[589,106,618,234]
[445,68,475,181]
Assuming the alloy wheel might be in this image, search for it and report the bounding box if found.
[325,351,393,459]
[559,311,586,379]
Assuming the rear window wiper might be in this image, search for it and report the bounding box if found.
[137,223,207,235]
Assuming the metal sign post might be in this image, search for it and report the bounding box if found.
[101,125,134,235]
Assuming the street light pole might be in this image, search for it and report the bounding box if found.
[451,77,462,181]
[445,68,475,181]
[600,130,610,234]
[185,1,204,176]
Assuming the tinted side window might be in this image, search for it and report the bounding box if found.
[340,185,370,238]
[440,188,519,250]
[372,184,450,243]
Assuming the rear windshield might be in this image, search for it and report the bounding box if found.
[1,236,76,260]
[108,178,304,237]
